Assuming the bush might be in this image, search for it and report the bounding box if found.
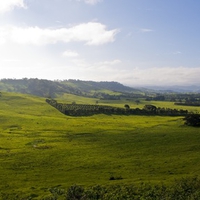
[66,185,85,200]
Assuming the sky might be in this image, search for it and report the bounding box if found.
[1,0,200,86]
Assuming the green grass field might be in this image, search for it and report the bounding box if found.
[0,92,200,199]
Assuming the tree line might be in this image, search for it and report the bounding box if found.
[46,99,189,117]
[175,102,200,106]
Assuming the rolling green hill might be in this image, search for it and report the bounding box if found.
[0,78,142,98]
[0,91,200,199]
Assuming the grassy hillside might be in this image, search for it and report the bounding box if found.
[0,78,142,98]
[0,92,200,199]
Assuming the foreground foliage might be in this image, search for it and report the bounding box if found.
[1,177,200,199]
[64,177,200,200]
[12,176,199,200]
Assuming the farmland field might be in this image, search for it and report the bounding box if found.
[0,92,200,199]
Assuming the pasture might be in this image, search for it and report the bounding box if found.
[0,92,200,199]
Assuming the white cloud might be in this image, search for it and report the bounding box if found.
[0,22,118,45]
[62,50,79,57]
[140,28,154,33]
[84,0,102,4]
[77,0,102,5]
[0,0,26,14]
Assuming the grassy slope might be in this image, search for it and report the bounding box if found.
[0,92,200,198]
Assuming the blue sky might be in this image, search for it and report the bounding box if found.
[1,0,200,86]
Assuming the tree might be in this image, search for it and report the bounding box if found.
[183,114,200,126]
[144,105,157,112]
[124,104,130,109]
[135,100,140,105]
[72,101,76,105]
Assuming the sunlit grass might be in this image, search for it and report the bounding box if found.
[0,92,200,198]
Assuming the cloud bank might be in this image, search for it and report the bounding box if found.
[66,59,200,86]
[0,22,118,45]
[118,66,200,86]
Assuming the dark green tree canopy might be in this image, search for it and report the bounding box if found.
[183,114,200,127]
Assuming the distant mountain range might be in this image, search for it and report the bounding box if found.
[140,85,200,93]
